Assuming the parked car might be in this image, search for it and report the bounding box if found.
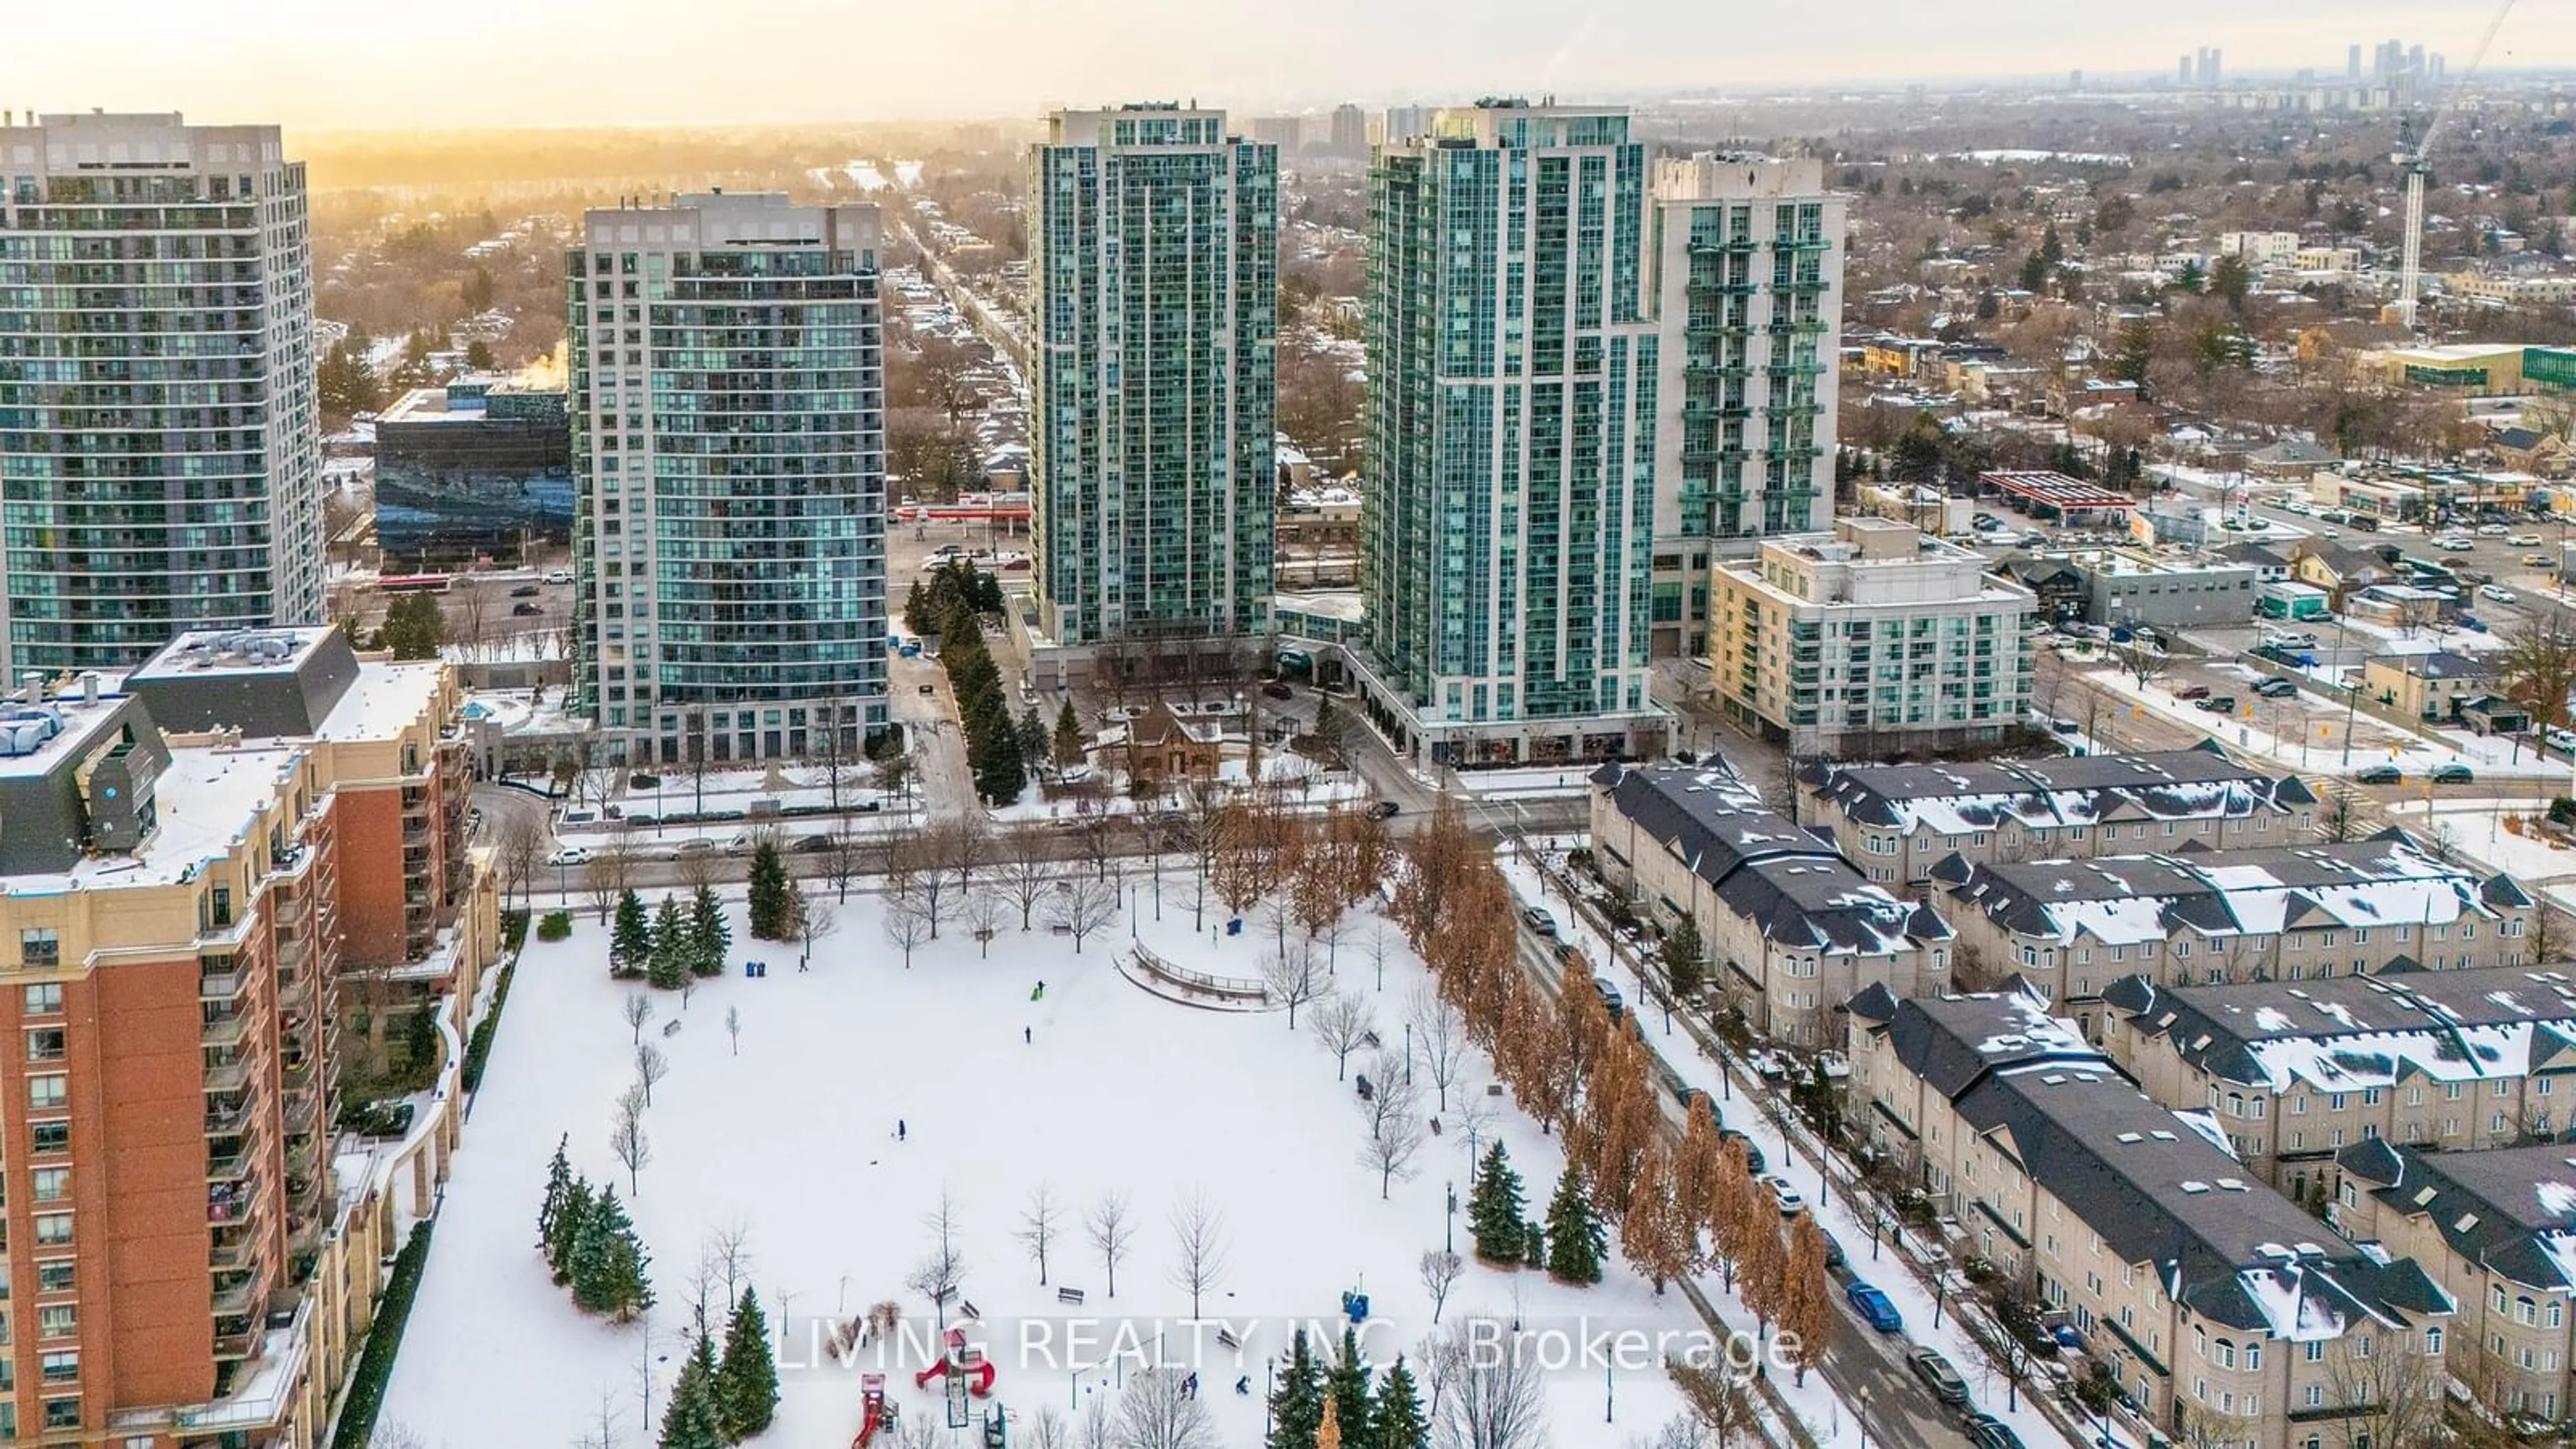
[513,601,543,616]
[1821,1232,1846,1269]
[2510,533,2545,547]
[510,583,541,598]
[667,839,718,861]
[2193,696,2237,713]
[2477,523,2511,537]
[2480,584,2518,604]
[2434,535,2476,551]
[792,833,837,854]
[1262,682,1294,700]
[1908,1348,1972,1408]
[2524,553,2556,568]
[1717,1128,1766,1175]
[2430,763,2475,784]
[1964,1413,2027,1449]
[2253,678,2298,699]
[1366,800,1401,820]
[545,845,590,867]
[1764,1175,1807,1215]
[2552,725,2576,753]
[2261,630,2320,649]
[2174,684,2210,700]
[541,568,574,584]
[1845,1281,1902,1332]
[1521,907,1557,936]
[2355,764,2404,785]
[1591,975,1625,1021]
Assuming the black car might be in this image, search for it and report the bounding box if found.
[2253,678,2298,698]
[1366,800,1400,820]
[513,601,543,616]
[1907,1347,1971,1409]
[511,584,542,598]
[1717,1128,1766,1176]
[1963,1413,2025,1449]
[1262,681,1294,700]
[2192,695,2237,713]
[2355,764,2404,785]
[791,833,837,854]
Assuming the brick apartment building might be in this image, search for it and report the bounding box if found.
[2100,965,2576,1203]
[1847,985,2456,1449]
[0,629,496,1446]
[1801,744,2317,889]
[1931,831,2532,1039]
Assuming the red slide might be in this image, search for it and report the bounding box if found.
[854,1400,888,1449]
[913,1362,948,1391]
[914,1357,998,1397]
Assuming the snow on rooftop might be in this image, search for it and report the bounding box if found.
[315,662,445,744]
[11,745,303,894]
[2239,1263,2352,1342]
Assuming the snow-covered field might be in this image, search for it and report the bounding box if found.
[378,882,1715,1449]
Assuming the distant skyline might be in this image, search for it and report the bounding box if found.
[12,0,2571,130]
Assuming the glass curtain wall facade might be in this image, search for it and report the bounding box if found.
[1360,104,1659,763]
[569,195,888,766]
[0,113,323,678]
[1028,107,1277,661]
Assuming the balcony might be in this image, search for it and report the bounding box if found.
[212,1326,259,1360]
[207,1181,253,1225]
[197,970,242,1001]
[203,1059,250,1093]
[204,1100,252,1136]
[208,1237,254,1271]
[211,1275,260,1316]
[207,1151,252,1185]
[201,1014,246,1051]
[281,1091,319,1137]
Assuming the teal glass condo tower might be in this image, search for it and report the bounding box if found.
[1028,107,1277,680]
[1357,103,1666,767]
[568,195,888,766]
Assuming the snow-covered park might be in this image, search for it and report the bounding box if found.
[377,875,1734,1449]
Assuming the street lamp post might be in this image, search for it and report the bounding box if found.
[1444,1181,1456,1254]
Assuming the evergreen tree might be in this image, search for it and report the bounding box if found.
[1466,1142,1525,1265]
[574,1186,655,1320]
[1267,1327,1326,1449]
[1545,1164,1605,1285]
[690,883,731,977]
[1052,699,1086,771]
[612,890,652,977]
[902,578,931,636]
[1326,1328,1373,1449]
[649,896,690,990]
[1521,1221,1545,1269]
[1371,1358,1428,1449]
[1659,918,1705,1004]
[549,1176,594,1284]
[1016,704,1049,776]
[714,1288,781,1440]
[747,841,791,941]
[658,1330,726,1449]
[537,1134,573,1250]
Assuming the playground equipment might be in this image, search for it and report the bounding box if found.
[983,1406,1008,1449]
[916,1327,998,1398]
[853,1373,900,1449]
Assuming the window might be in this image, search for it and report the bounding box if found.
[32,1215,69,1247]
[30,1169,66,1203]
[2426,1326,2445,1355]
[2306,1386,2324,1409]
[39,1351,73,1383]
[36,1305,72,1341]
[2304,1341,2326,1363]
[17,929,56,968]
[34,1263,70,1297]
[31,1123,67,1156]
[23,1029,60,1062]
[22,984,60,1016]
[42,1394,76,1430]
[2245,1342,2261,1371]
[27,1075,64,1111]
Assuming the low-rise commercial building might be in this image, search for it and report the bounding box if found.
[2065,548,2262,629]
[1847,986,2456,1449]
[1802,745,2314,888]
[2334,1140,2576,1421]
[1933,832,2529,1038]
[2360,650,2494,724]
[1705,518,2036,757]
[2101,965,2566,1201]
[1588,760,1953,1046]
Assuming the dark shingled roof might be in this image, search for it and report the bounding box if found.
[1804,744,2312,835]
[2338,1141,2576,1291]
[1864,991,2454,1334]
[1593,762,1952,956]
[2106,965,2576,1089]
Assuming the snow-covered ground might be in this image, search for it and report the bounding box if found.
[2078,663,2576,782]
[379,881,1731,1449]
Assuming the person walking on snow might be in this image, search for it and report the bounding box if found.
[1024,1026,1032,1044]
[897,1119,907,1142]
[1030,980,1045,1002]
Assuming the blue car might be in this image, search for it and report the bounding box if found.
[1845,1281,1902,1332]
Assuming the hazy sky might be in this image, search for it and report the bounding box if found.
[12,0,2570,130]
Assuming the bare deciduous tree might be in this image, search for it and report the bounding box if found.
[2317,1329,2446,1449]
[724,1005,742,1056]
[906,1189,967,1326]
[998,830,1056,929]
[1044,873,1121,955]
[623,992,653,1045]
[1261,942,1330,1028]
[632,1042,668,1107]
[1357,1053,1426,1199]
[498,814,547,910]
[965,889,1007,959]
[1312,991,1376,1081]
[823,828,869,902]
[1428,1316,1548,1449]
[883,890,933,969]
[1411,985,1471,1111]
[1087,1193,1134,1298]
[583,838,634,923]
[1167,1190,1228,1318]
[609,1085,650,1195]
[1113,1367,1213,1449]
[1018,1181,1061,1285]
[1419,1248,1464,1325]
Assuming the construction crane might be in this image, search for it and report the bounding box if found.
[2391,0,2518,332]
